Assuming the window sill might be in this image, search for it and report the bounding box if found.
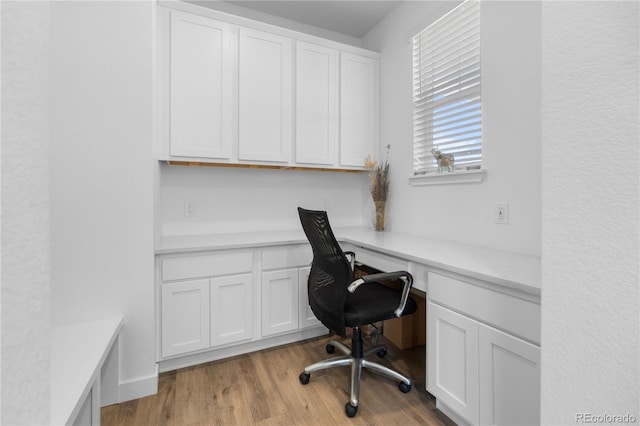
[409,169,485,186]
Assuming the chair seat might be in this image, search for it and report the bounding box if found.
[344,281,417,327]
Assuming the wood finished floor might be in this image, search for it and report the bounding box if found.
[102,333,455,426]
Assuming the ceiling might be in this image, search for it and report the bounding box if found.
[220,1,401,38]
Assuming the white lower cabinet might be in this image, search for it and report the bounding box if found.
[160,250,254,358]
[210,273,253,347]
[478,324,540,426]
[427,272,541,426]
[161,279,211,357]
[161,274,254,358]
[298,266,321,328]
[260,244,322,335]
[158,245,325,365]
[427,302,479,424]
[261,269,299,336]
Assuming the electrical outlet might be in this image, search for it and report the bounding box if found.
[495,202,509,224]
[184,201,195,217]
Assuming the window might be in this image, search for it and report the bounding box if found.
[412,0,481,175]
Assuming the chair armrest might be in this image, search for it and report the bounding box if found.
[344,251,356,272]
[348,271,414,317]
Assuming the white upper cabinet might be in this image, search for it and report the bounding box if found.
[339,53,379,168]
[238,28,293,163]
[295,42,338,166]
[167,10,237,159]
[158,4,379,170]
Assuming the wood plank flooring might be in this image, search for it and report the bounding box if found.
[102,333,454,426]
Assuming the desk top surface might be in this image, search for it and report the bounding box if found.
[50,316,123,425]
[157,227,541,296]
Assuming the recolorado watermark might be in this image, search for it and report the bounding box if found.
[576,413,637,424]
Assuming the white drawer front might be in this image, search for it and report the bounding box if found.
[428,272,541,344]
[162,251,253,281]
[356,248,408,273]
[261,244,312,270]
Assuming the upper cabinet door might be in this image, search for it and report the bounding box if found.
[339,53,379,168]
[295,42,338,166]
[169,11,237,159]
[238,28,293,163]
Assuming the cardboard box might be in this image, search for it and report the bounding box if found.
[384,293,426,350]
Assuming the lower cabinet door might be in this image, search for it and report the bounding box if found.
[478,324,541,426]
[298,266,321,329]
[161,279,211,357]
[261,269,299,336]
[427,301,479,425]
[210,273,254,347]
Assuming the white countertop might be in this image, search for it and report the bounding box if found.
[50,316,123,426]
[157,227,541,296]
[157,228,309,253]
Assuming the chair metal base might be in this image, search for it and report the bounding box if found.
[300,327,412,416]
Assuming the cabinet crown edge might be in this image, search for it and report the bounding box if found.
[157,0,381,59]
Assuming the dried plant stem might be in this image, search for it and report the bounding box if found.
[370,162,389,201]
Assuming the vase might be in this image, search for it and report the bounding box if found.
[374,200,386,232]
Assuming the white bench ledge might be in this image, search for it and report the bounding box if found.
[50,316,123,426]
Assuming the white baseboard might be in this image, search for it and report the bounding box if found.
[116,365,159,404]
[159,326,328,373]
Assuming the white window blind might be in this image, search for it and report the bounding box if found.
[412,0,481,174]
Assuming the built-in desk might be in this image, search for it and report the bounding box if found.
[156,227,541,425]
[157,226,540,296]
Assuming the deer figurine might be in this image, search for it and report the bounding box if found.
[431,147,455,173]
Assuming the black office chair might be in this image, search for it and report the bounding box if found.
[297,207,417,417]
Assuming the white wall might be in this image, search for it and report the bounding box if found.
[541,1,639,423]
[1,2,51,423]
[50,1,156,401]
[362,1,542,256]
[161,164,368,235]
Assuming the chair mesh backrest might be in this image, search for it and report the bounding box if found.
[298,207,353,337]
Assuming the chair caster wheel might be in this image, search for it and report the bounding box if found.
[299,372,310,385]
[325,344,335,354]
[345,402,358,417]
[399,381,412,393]
[376,348,387,358]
